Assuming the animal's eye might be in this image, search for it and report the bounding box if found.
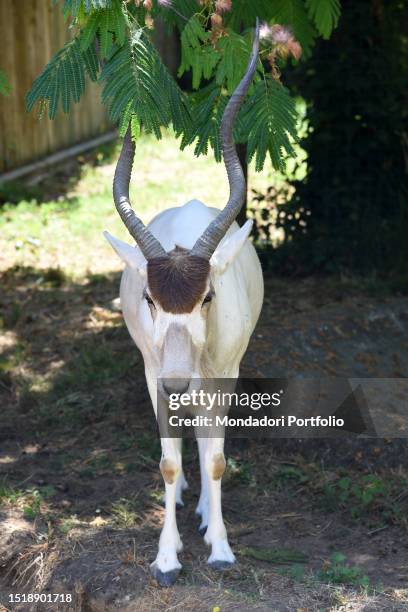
[144,291,155,307]
[202,292,213,306]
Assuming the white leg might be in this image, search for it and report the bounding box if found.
[204,436,235,569]
[196,435,209,534]
[163,438,188,507]
[176,468,188,506]
[150,437,183,586]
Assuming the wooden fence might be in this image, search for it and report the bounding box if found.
[0,0,110,173]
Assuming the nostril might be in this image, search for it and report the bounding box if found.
[163,380,190,396]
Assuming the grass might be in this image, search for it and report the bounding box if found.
[277,552,373,591]
[317,552,370,588]
[318,471,407,528]
[0,484,56,521]
[111,497,141,528]
[0,129,277,279]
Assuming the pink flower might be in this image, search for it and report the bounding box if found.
[270,24,293,45]
[211,12,223,27]
[287,38,302,60]
[262,22,303,62]
[259,22,273,41]
[215,0,232,13]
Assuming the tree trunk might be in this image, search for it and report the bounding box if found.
[152,18,180,76]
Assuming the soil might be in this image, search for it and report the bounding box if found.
[0,272,407,611]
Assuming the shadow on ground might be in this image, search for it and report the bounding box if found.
[0,267,407,610]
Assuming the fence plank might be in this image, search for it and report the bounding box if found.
[0,0,110,173]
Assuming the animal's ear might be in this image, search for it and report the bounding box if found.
[210,220,253,275]
[103,231,147,276]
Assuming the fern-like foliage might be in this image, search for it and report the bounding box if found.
[26,39,99,118]
[240,76,298,172]
[180,72,298,172]
[305,0,341,39]
[180,82,226,161]
[179,18,261,95]
[225,0,276,30]
[31,0,342,173]
[178,16,220,90]
[158,0,202,30]
[118,103,140,141]
[101,28,191,138]
[0,70,11,96]
[216,31,254,94]
[80,0,126,58]
[62,0,113,19]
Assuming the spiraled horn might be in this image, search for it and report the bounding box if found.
[191,17,260,260]
[113,126,167,260]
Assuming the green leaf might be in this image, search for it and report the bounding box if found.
[240,75,299,171]
[180,81,224,160]
[63,0,113,19]
[26,38,99,117]
[239,547,308,564]
[305,0,341,39]
[179,15,220,90]
[101,29,192,137]
[225,0,275,30]
[130,114,140,141]
[158,0,201,31]
[79,12,99,51]
[216,31,253,94]
[82,44,100,81]
[79,0,126,57]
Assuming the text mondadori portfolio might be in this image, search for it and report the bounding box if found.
[168,415,345,428]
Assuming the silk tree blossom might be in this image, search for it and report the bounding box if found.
[261,22,302,63]
[211,12,223,27]
[215,0,232,13]
[271,25,302,60]
[259,22,273,40]
[271,24,293,45]
[210,11,226,44]
[286,38,302,60]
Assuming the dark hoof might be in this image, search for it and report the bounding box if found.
[208,560,235,571]
[150,564,180,587]
[198,525,207,537]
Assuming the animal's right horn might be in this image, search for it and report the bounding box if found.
[191,18,260,261]
[113,126,167,260]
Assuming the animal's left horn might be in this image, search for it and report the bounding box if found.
[191,17,260,260]
[113,126,167,260]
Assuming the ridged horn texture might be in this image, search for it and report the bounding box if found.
[191,18,260,260]
[113,126,167,260]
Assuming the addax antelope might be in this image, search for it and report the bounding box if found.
[104,22,263,586]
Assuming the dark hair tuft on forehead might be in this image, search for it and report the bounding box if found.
[147,246,210,314]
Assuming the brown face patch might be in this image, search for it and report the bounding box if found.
[147,247,210,314]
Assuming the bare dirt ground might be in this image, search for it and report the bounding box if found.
[0,269,408,611]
